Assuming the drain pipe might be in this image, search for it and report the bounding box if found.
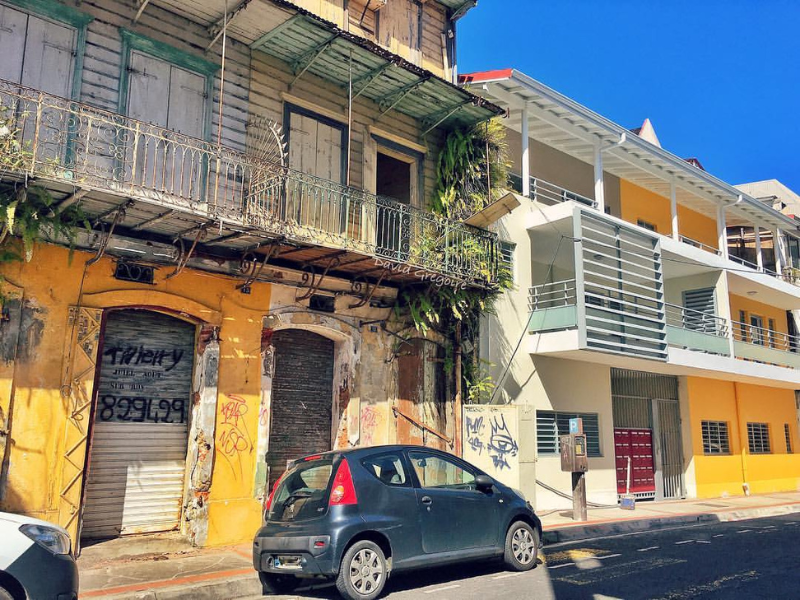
[733,382,750,495]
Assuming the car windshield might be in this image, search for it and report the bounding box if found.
[268,457,334,522]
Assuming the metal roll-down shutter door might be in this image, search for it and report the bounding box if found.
[81,310,196,539]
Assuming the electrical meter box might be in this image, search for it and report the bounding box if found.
[560,433,589,473]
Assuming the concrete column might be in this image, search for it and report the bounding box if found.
[670,180,679,240]
[594,141,605,212]
[774,228,784,274]
[521,105,530,198]
[754,226,763,271]
[717,204,728,256]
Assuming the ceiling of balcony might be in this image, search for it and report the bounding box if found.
[147,0,502,130]
[463,70,800,236]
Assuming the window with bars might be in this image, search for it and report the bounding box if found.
[701,421,730,455]
[747,422,771,454]
[786,424,793,453]
[637,219,657,232]
[536,411,601,457]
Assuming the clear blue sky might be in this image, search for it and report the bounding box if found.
[458,1,800,193]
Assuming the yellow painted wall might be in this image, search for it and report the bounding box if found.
[729,294,789,335]
[686,377,800,498]
[620,180,718,249]
[0,242,270,547]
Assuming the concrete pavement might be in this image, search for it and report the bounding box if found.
[77,491,800,599]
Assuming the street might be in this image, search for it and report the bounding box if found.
[244,514,800,600]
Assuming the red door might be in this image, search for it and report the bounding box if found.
[614,428,656,495]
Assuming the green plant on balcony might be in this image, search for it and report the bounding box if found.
[0,105,90,265]
[394,118,512,402]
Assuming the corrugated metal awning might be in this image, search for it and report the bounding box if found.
[251,12,502,131]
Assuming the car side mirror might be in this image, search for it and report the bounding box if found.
[475,474,494,491]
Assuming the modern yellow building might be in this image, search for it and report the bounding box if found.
[0,0,502,550]
[463,69,800,508]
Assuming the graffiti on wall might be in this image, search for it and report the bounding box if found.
[463,405,520,485]
[217,394,254,480]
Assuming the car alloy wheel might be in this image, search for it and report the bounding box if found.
[512,526,536,565]
[503,521,539,571]
[336,540,387,600]
[350,547,384,594]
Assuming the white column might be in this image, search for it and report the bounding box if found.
[717,204,728,256]
[521,105,530,198]
[754,226,763,271]
[594,141,605,212]
[670,179,679,240]
[774,228,784,274]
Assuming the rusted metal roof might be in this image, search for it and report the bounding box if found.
[251,9,503,131]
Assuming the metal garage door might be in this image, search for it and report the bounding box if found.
[267,330,334,491]
[81,310,196,539]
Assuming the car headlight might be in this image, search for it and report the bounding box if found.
[19,524,71,555]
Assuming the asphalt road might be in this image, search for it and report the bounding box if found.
[248,514,800,600]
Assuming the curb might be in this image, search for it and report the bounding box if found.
[541,502,800,545]
[81,574,261,600]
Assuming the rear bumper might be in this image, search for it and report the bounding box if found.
[253,534,335,576]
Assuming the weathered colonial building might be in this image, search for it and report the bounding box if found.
[0,0,501,549]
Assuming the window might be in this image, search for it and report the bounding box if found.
[683,288,716,333]
[499,241,516,282]
[786,424,793,454]
[747,423,771,454]
[701,421,730,455]
[361,453,408,486]
[637,219,657,232]
[408,451,475,490]
[536,411,601,457]
[286,105,346,184]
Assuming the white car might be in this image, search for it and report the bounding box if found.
[0,512,78,600]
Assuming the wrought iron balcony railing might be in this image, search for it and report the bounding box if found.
[0,79,498,285]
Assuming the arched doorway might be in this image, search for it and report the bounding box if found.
[81,309,196,539]
[267,329,335,490]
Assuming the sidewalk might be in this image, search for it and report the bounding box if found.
[78,491,800,599]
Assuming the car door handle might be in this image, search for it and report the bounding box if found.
[421,496,432,505]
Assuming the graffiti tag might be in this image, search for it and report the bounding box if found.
[466,415,485,455]
[98,395,186,424]
[487,414,519,471]
[103,345,185,372]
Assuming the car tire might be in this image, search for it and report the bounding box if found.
[336,540,387,600]
[503,520,539,572]
[259,572,299,595]
[0,585,13,600]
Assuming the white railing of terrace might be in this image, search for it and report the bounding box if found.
[678,235,722,256]
[0,79,499,285]
[731,321,800,353]
[665,303,729,338]
[528,279,577,311]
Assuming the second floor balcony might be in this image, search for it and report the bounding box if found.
[0,80,499,288]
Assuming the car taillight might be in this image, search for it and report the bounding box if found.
[329,458,357,506]
[264,473,285,513]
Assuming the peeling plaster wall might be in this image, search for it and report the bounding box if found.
[1,240,449,547]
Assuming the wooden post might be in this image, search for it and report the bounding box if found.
[454,321,462,456]
[572,472,587,521]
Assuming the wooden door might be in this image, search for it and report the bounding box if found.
[126,52,206,201]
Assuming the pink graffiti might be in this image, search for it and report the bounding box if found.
[217,395,252,459]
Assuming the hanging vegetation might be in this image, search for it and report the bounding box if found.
[432,118,510,222]
[393,118,514,403]
[0,105,90,265]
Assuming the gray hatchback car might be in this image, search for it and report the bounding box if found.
[253,445,542,600]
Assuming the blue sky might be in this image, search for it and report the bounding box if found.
[457,1,800,193]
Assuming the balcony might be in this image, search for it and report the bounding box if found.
[665,303,730,356]
[732,321,800,370]
[528,280,800,375]
[0,80,498,288]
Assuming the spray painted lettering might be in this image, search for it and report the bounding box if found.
[98,395,186,423]
[466,415,485,455]
[103,345,184,372]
